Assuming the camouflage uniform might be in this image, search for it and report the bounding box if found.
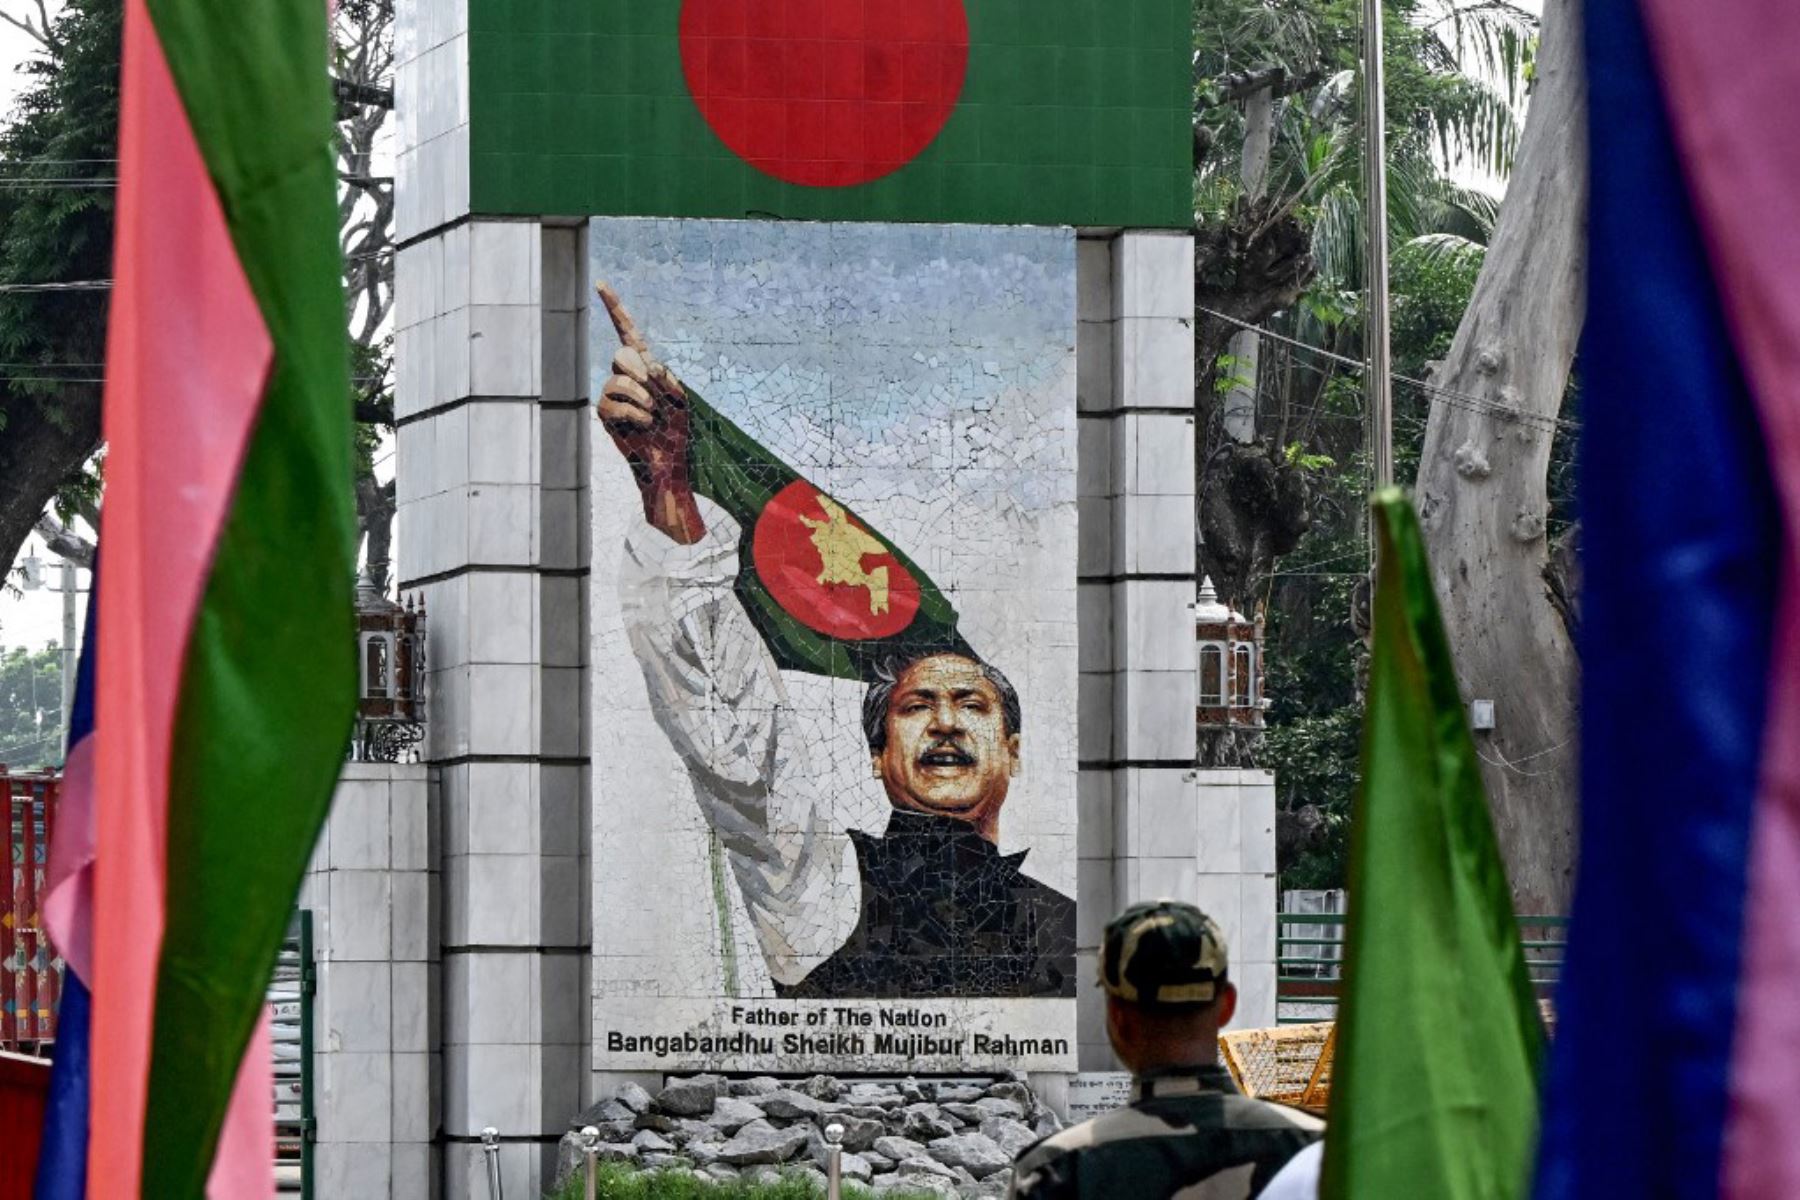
[1010,901,1323,1200]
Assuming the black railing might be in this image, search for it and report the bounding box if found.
[1276,912,1568,1024]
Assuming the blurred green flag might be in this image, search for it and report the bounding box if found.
[1321,489,1545,1199]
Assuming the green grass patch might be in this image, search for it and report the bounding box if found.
[549,1161,945,1200]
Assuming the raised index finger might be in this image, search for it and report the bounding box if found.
[596,282,650,354]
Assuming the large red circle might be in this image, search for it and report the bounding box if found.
[678,0,970,188]
[752,481,921,639]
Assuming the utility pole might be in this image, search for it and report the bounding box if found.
[60,559,77,751]
[19,542,82,755]
[1363,0,1394,491]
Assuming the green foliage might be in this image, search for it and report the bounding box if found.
[1282,442,1337,472]
[1214,352,1254,396]
[1194,0,1532,235]
[1253,243,1478,892]
[549,1163,940,1200]
[1390,235,1483,487]
[0,0,118,412]
[0,0,119,567]
[1262,708,1359,889]
[351,337,390,471]
[1258,433,1367,896]
[1192,0,1542,892]
[1391,236,1486,371]
[0,643,65,769]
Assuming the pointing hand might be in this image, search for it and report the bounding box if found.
[595,282,704,544]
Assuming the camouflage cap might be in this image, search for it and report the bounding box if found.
[1098,900,1230,1007]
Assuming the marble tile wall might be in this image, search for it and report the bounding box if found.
[391,214,592,1197]
[1072,234,1275,1065]
[300,763,438,1199]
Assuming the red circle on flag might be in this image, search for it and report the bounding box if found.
[678,0,970,188]
[752,480,922,639]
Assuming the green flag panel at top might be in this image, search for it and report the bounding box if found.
[468,0,1194,227]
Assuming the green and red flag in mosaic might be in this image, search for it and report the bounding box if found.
[467,0,1193,227]
[86,0,355,1191]
[688,392,972,680]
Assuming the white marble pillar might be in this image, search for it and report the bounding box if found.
[1072,231,1273,1062]
[394,213,593,1197]
[300,763,437,1198]
[394,0,594,1176]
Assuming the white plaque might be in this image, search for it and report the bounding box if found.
[1067,1072,1134,1123]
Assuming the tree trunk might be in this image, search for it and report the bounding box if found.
[34,514,96,569]
[1222,85,1274,446]
[0,388,102,583]
[1412,0,1585,913]
[1192,68,1325,615]
[356,472,396,593]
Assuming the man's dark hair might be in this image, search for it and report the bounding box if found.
[862,652,1022,753]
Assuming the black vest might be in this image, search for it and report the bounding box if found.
[777,810,1077,999]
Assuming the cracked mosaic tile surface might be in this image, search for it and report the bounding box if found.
[589,217,1077,1072]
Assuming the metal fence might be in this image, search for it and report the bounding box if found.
[2,770,61,1051]
[273,911,316,1199]
[1276,912,1569,1024]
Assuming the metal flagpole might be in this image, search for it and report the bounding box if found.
[1363,0,1394,492]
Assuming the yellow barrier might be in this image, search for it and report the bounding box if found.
[1218,1023,1336,1116]
[1220,1000,1554,1119]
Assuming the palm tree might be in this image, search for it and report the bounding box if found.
[1192,0,1539,554]
[1190,0,1542,846]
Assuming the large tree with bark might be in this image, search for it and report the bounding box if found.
[1413,0,1583,912]
[0,0,116,578]
[0,0,397,590]
[335,0,397,591]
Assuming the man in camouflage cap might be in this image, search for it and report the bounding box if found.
[1009,900,1322,1199]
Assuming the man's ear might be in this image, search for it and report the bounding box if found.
[1214,981,1238,1030]
[1007,733,1021,777]
[871,754,883,779]
[1104,994,1129,1043]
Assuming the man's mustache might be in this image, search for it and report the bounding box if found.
[917,738,977,767]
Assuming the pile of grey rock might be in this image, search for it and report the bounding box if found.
[555,1073,1064,1197]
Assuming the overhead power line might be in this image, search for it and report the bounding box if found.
[1196,303,1577,437]
[0,280,112,293]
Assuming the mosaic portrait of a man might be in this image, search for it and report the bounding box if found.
[591,219,1079,1008]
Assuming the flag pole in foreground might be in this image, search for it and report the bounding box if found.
[1322,489,1544,1200]
[78,0,356,1190]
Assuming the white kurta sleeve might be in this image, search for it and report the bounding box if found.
[1256,1140,1322,1200]
[618,496,854,986]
